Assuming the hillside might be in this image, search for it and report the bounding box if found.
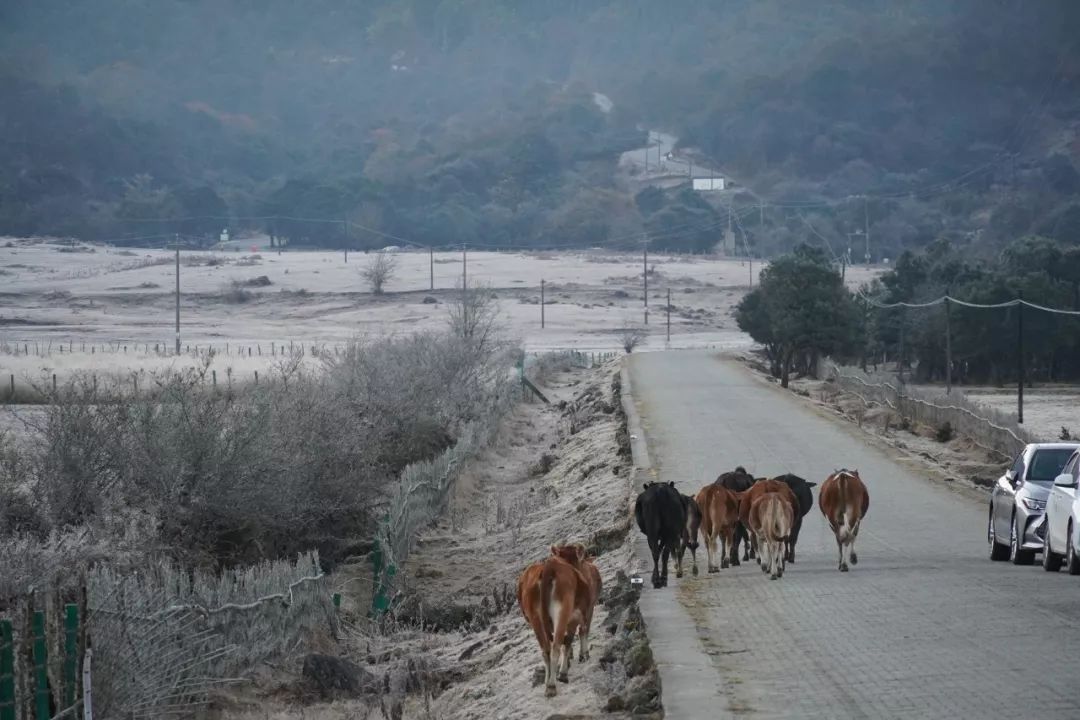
[1,1,1078,255]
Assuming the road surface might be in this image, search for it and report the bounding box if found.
[620,130,722,181]
[627,351,1080,719]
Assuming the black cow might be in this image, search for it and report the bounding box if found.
[714,466,757,565]
[772,473,817,563]
[675,493,702,578]
[634,481,686,588]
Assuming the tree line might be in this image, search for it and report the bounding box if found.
[737,236,1080,387]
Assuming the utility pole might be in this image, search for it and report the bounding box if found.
[666,288,671,343]
[643,242,649,324]
[1018,293,1024,424]
[174,234,181,355]
[462,243,467,289]
[541,279,545,329]
[945,295,953,394]
[898,308,906,383]
[863,196,871,265]
[429,246,434,291]
[343,220,349,263]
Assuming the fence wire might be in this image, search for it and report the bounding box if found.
[824,360,1034,458]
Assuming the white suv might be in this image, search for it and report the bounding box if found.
[1043,449,1080,574]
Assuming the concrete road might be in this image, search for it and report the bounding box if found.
[627,351,1080,720]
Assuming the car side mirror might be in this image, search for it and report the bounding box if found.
[1005,470,1017,485]
[1054,473,1076,488]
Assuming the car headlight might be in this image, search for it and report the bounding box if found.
[1021,497,1046,511]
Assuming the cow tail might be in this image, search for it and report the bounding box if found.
[539,561,557,640]
[836,473,852,543]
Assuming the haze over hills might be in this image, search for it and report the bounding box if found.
[1,0,1078,258]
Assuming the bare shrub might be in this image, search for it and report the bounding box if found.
[10,330,509,570]
[221,282,253,303]
[447,281,503,354]
[361,251,398,294]
[618,326,645,354]
[935,421,955,443]
[1061,426,1072,441]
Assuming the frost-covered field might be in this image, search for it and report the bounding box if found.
[1,236,880,384]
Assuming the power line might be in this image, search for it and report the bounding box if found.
[856,289,1080,316]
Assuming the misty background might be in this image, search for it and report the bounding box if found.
[1,0,1078,259]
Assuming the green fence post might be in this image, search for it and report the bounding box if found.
[63,605,78,710]
[332,593,341,611]
[31,612,48,720]
[0,619,14,720]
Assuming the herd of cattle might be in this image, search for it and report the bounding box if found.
[516,466,870,697]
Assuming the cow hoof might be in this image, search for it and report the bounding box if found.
[840,563,849,572]
[675,570,683,578]
[691,565,698,576]
[731,558,740,567]
[720,559,729,569]
[770,573,778,580]
[545,686,557,697]
[558,672,569,684]
[850,552,858,565]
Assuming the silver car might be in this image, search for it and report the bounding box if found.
[989,442,1079,564]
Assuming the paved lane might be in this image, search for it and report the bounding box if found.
[628,351,1080,719]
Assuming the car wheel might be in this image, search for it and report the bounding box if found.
[1043,525,1062,571]
[1010,514,1035,565]
[989,506,1009,561]
[1067,522,1080,576]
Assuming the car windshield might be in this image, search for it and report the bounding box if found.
[1027,449,1075,482]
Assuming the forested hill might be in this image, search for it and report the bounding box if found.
[1,1,1078,256]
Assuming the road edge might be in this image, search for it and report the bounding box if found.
[620,357,731,720]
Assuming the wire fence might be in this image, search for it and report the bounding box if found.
[369,349,597,615]
[823,359,1034,458]
[1,551,336,719]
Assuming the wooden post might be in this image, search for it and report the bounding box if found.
[63,605,78,709]
[541,279,545,329]
[212,370,217,387]
[52,374,57,393]
[0,619,14,720]
[175,238,181,355]
[643,243,649,324]
[7,375,12,399]
[430,246,434,291]
[81,647,92,720]
[666,288,671,343]
[32,611,48,720]
[254,370,259,385]
[1018,293,1024,424]
[944,295,952,395]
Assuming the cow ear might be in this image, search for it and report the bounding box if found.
[806,481,818,488]
[668,481,675,487]
[575,544,586,562]
[550,545,558,556]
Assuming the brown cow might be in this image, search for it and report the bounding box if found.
[748,492,794,580]
[738,479,799,567]
[694,484,741,572]
[516,546,594,696]
[818,469,870,572]
[549,544,602,662]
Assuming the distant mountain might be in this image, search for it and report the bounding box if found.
[1,0,1077,256]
